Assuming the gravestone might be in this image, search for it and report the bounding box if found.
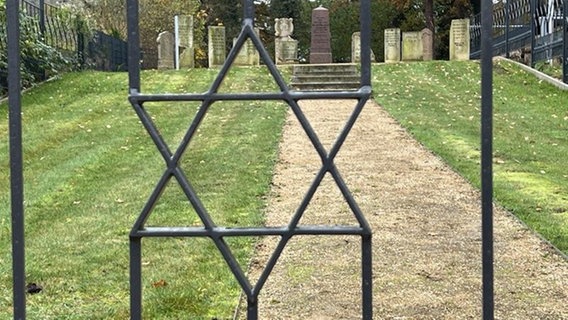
[208,26,226,67]
[421,28,433,61]
[351,31,375,63]
[177,15,194,68]
[449,19,470,61]
[157,31,175,69]
[274,18,298,64]
[384,28,401,63]
[309,6,332,64]
[233,28,260,66]
[402,31,423,61]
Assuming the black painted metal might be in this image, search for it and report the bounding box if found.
[506,0,511,58]
[7,0,26,318]
[481,0,495,318]
[127,0,372,318]
[564,0,568,83]
[531,0,537,66]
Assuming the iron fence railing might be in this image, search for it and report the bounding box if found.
[19,0,79,52]
[470,0,568,83]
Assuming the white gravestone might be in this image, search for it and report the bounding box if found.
[233,28,260,66]
[449,19,470,61]
[384,28,401,63]
[157,31,175,69]
[208,26,226,67]
[351,31,375,63]
[402,31,423,61]
[274,18,298,64]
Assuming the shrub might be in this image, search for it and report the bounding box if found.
[1,2,71,97]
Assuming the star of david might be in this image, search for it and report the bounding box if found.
[128,10,373,319]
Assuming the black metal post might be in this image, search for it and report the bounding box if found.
[361,235,373,319]
[243,0,254,24]
[38,0,45,38]
[481,0,494,317]
[505,0,510,58]
[562,0,568,83]
[130,237,142,320]
[530,0,537,67]
[127,0,140,92]
[360,0,372,87]
[247,298,258,320]
[7,0,26,318]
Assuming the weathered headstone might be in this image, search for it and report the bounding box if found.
[309,6,332,64]
[384,28,401,63]
[351,31,375,63]
[449,19,470,61]
[402,31,423,61]
[421,28,433,61]
[233,28,260,66]
[274,18,298,64]
[157,31,175,69]
[177,15,194,68]
[208,26,226,67]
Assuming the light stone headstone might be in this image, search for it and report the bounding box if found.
[421,28,433,61]
[449,19,470,61]
[309,6,332,64]
[157,31,175,69]
[274,18,298,64]
[351,31,375,63]
[208,26,226,67]
[233,28,260,66]
[177,15,194,68]
[402,31,423,61]
[384,28,401,63]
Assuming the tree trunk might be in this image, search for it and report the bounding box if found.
[424,0,435,58]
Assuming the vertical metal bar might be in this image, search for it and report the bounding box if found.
[361,235,373,320]
[39,0,45,37]
[505,0,510,58]
[7,0,26,318]
[359,0,372,87]
[127,0,140,92]
[174,15,180,70]
[481,0,494,317]
[247,298,258,320]
[530,0,537,67]
[562,0,568,83]
[130,237,142,320]
[243,0,254,24]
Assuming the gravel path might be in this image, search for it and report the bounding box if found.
[238,99,567,319]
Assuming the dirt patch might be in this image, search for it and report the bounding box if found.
[237,99,568,319]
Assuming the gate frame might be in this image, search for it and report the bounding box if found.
[6,0,495,318]
[126,1,373,318]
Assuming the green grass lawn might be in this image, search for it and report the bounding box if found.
[373,60,568,254]
[0,67,289,319]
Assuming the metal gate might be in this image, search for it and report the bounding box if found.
[6,0,495,318]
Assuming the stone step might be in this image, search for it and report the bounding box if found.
[291,74,361,83]
[290,81,360,91]
[292,63,358,75]
[289,63,360,90]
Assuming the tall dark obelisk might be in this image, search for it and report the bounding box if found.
[309,6,332,64]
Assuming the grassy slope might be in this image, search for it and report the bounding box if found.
[373,60,568,254]
[0,67,288,319]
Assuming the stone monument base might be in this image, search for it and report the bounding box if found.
[310,53,332,64]
[275,38,298,64]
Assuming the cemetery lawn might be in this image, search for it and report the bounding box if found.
[0,67,289,319]
[373,60,568,255]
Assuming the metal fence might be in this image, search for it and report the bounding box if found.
[470,0,568,83]
[17,0,128,71]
